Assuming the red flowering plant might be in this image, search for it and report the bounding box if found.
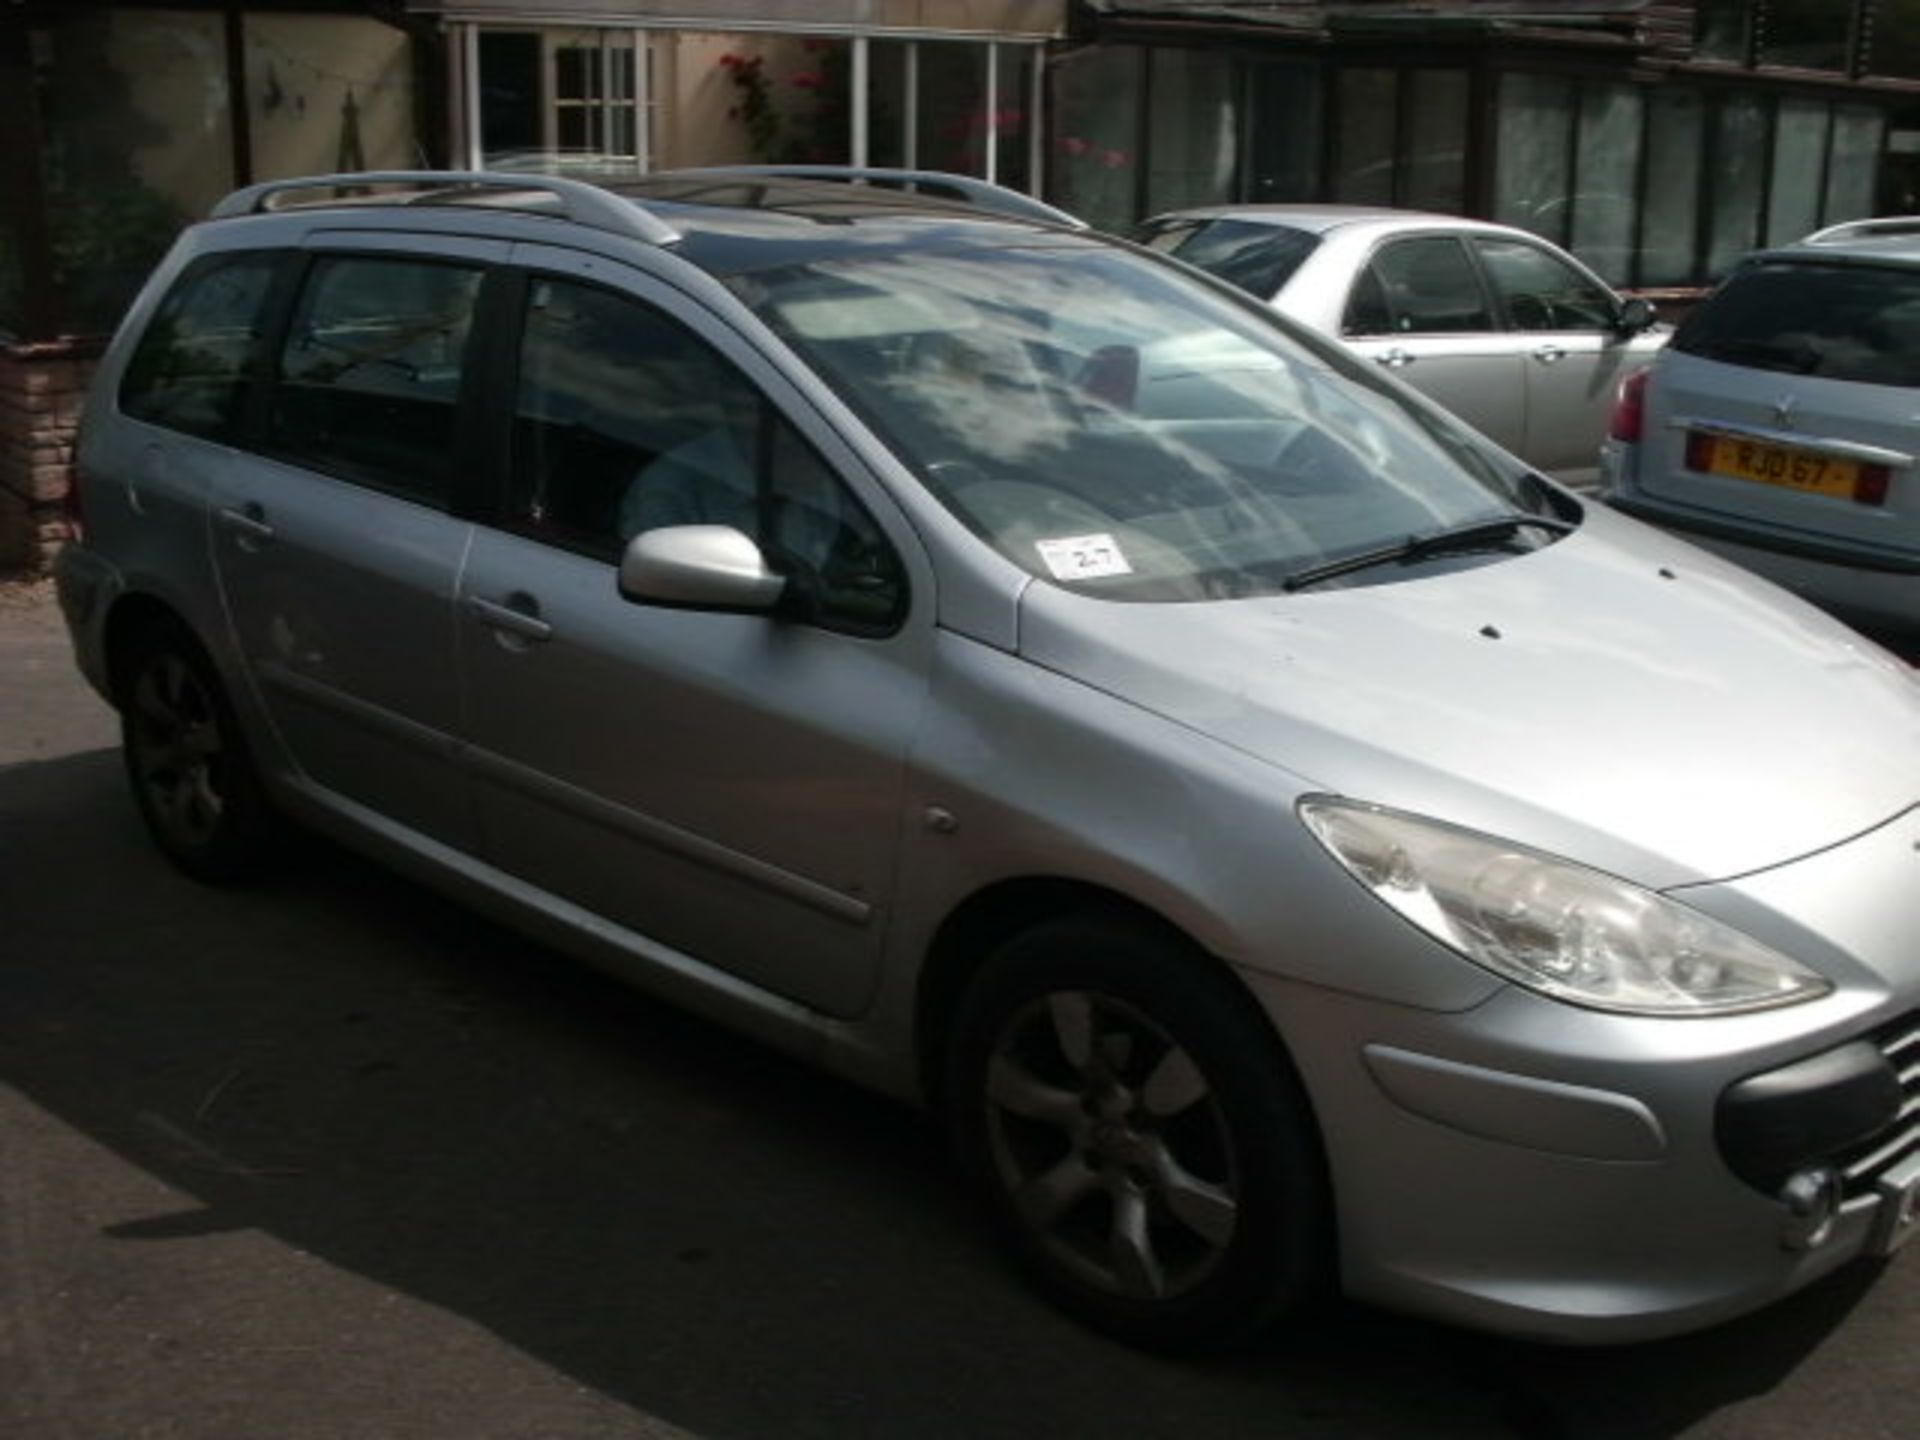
[715,39,851,163]
[717,51,781,157]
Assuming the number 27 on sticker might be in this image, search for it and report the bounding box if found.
[1036,532,1133,581]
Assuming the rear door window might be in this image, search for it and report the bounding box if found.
[1344,237,1494,336]
[1673,260,1920,387]
[268,255,485,506]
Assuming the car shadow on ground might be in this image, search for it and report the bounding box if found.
[0,748,1892,1440]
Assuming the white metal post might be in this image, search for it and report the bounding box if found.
[851,34,869,166]
[599,30,614,159]
[1029,43,1045,195]
[984,42,998,183]
[905,42,919,169]
[460,23,482,169]
[635,27,651,173]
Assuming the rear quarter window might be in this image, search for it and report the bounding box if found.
[120,252,282,439]
[1674,259,1920,387]
[1140,219,1321,300]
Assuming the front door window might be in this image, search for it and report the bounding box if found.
[1472,240,1617,332]
[507,275,906,633]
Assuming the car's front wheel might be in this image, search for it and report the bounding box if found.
[947,912,1331,1352]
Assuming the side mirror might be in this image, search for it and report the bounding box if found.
[617,524,786,612]
[1615,296,1658,335]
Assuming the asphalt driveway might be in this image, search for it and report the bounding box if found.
[2,579,1915,1440]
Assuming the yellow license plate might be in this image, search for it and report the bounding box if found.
[1696,434,1859,498]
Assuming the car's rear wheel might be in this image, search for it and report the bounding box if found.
[947,912,1331,1352]
[117,619,281,882]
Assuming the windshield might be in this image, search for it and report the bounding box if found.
[734,241,1562,601]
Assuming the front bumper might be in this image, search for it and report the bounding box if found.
[1249,805,1920,1342]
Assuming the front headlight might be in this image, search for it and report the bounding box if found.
[1299,798,1832,1016]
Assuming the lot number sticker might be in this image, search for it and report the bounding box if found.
[1036,533,1133,581]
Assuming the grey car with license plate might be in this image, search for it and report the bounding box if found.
[1601,219,1920,639]
[1135,205,1667,488]
[56,168,1920,1352]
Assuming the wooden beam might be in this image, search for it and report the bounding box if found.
[0,17,62,341]
[224,1,254,185]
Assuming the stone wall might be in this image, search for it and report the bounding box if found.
[0,340,100,574]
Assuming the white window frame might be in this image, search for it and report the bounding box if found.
[451,21,1046,193]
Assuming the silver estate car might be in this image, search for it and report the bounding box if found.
[57,169,1920,1352]
[1135,206,1667,487]
[1602,219,1920,639]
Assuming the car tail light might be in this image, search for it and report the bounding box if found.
[1608,367,1648,443]
[1855,463,1891,507]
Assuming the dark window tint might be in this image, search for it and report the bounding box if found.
[1693,0,1752,63]
[269,256,483,506]
[1756,0,1849,71]
[1473,238,1618,330]
[1144,219,1321,300]
[1145,49,1239,213]
[1642,89,1705,287]
[510,277,905,631]
[1245,60,1321,201]
[1347,237,1493,335]
[1674,260,1920,387]
[1333,69,1396,204]
[1342,265,1392,336]
[121,253,280,439]
[1494,73,1572,244]
[1403,70,1469,214]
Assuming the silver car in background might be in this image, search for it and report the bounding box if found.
[1602,219,1920,639]
[1135,206,1667,487]
[56,169,1920,1353]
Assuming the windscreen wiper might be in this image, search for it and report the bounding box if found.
[1282,514,1577,593]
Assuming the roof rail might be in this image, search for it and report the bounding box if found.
[208,171,681,246]
[662,165,1088,230]
[1800,216,1920,246]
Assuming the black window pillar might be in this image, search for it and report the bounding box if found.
[0,16,61,341]
[223,1,254,185]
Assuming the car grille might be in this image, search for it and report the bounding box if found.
[1838,1010,1920,1199]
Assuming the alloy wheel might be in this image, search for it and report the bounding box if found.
[982,988,1240,1301]
[128,651,229,850]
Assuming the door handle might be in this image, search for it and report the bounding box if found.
[1533,344,1567,365]
[216,503,276,548]
[466,593,554,644]
[1375,347,1414,369]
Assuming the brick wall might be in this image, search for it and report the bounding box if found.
[0,340,101,574]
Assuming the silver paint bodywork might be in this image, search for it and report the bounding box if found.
[59,190,1920,1343]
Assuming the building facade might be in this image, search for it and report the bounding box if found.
[1056,2,1920,294]
[405,2,1069,186]
[6,1,1920,569]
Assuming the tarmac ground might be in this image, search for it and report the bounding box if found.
[2,578,1916,1440]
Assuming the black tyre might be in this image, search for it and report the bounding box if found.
[948,912,1332,1353]
[116,619,282,883]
